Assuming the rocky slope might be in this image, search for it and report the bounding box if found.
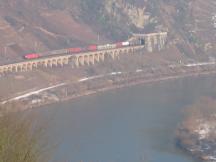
[0,1,216,161]
[0,0,215,63]
[155,0,216,58]
[176,97,216,161]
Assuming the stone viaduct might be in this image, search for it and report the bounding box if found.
[0,45,144,74]
[0,32,168,74]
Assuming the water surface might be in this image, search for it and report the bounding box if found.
[36,75,216,162]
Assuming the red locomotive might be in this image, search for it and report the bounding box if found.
[24,53,40,59]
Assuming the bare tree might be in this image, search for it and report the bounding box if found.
[0,103,53,162]
[176,97,216,147]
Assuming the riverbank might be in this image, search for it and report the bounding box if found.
[2,61,216,112]
[2,61,216,161]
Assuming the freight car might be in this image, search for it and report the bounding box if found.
[87,45,97,51]
[130,39,145,46]
[24,39,145,60]
[49,49,68,55]
[68,47,82,53]
[97,44,117,50]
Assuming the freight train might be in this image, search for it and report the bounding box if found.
[24,39,145,59]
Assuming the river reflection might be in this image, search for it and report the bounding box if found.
[35,75,216,162]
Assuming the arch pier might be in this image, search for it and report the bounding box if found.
[0,46,144,74]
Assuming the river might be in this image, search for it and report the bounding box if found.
[34,75,216,162]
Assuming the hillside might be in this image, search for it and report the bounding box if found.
[0,1,216,161]
[0,0,215,64]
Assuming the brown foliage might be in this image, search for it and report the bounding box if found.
[0,103,52,162]
[182,97,216,131]
[176,97,216,147]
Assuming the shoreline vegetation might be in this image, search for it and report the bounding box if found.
[176,97,216,162]
[2,61,216,111]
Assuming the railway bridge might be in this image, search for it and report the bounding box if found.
[0,45,144,74]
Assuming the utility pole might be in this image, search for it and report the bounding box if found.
[34,41,38,52]
[65,88,68,97]
[4,46,7,58]
[97,34,100,45]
